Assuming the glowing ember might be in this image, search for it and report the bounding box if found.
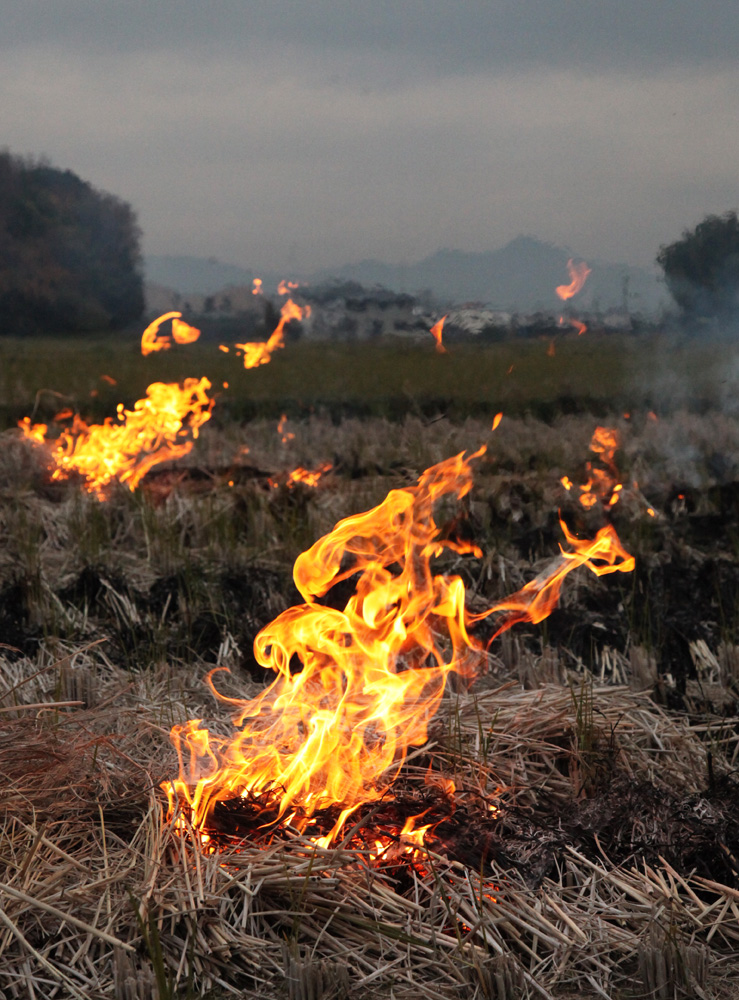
[556,259,591,301]
[141,311,201,356]
[252,278,263,296]
[20,379,213,496]
[234,298,310,369]
[277,279,300,296]
[269,462,334,490]
[430,316,447,353]
[492,412,503,432]
[277,414,295,444]
[165,447,633,845]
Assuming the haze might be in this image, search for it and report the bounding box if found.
[2,1,737,274]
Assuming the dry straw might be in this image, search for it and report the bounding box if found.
[1,642,738,999]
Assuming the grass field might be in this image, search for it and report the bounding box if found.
[2,328,739,998]
[1,329,735,429]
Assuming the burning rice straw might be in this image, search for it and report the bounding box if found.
[166,446,633,846]
[3,411,739,997]
[18,377,213,496]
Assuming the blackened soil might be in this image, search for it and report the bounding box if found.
[202,770,739,893]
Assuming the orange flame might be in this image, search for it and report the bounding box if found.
[172,317,201,345]
[235,298,310,370]
[492,412,503,432]
[277,279,300,296]
[277,414,295,444]
[20,379,213,496]
[430,315,447,353]
[574,426,622,510]
[165,447,633,844]
[556,259,591,301]
[269,462,334,490]
[252,278,263,296]
[141,312,201,356]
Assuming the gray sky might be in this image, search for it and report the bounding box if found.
[2,1,737,272]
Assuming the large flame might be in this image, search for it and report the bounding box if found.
[166,447,633,843]
[141,312,201,356]
[556,259,591,301]
[234,298,310,370]
[20,379,213,496]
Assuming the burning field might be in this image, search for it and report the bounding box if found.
[2,315,739,999]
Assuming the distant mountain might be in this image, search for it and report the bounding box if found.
[313,237,667,313]
[145,237,667,313]
[145,255,258,296]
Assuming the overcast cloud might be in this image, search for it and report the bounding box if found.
[1,2,737,272]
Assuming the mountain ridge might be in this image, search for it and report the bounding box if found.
[145,236,666,313]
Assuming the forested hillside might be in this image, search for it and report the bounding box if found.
[0,152,144,334]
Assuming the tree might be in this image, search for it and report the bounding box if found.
[657,211,739,323]
[0,151,144,334]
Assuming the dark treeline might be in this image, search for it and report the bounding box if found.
[657,211,739,327]
[0,151,144,335]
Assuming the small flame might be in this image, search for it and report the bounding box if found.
[235,298,310,370]
[278,414,295,444]
[430,316,447,354]
[166,447,633,844]
[141,312,201,356]
[574,426,622,510]
[252,278,263,296]
[18,417,48,444]
[492,412,503,432]
[286,462,333,488]
[277,279,300,296]
[101,375,117,386]
[269,462,333,491]
[20,379,213,496]
[556,259,591,301]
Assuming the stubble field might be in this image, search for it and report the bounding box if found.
[2,330,739,999]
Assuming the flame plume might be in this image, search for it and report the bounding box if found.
[556,259,591,301]
[141,311,201,356]
[430,315,447,353]
[20,379,213,496]
[234,298,310,369]
[166,447,633,844]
